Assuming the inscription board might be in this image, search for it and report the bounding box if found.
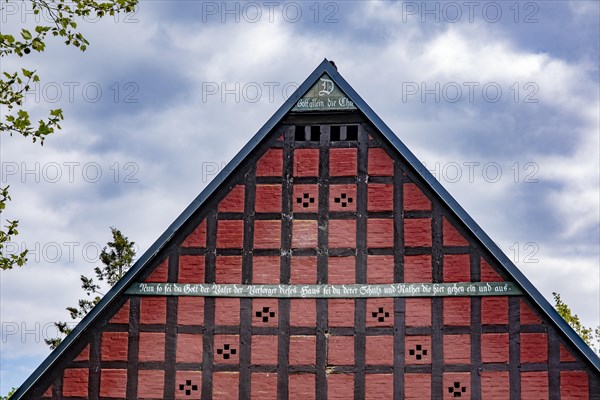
[291,73,357,112]
[126,282,522,298]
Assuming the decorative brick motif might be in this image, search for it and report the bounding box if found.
[255,184,282,213]
[145,258,169,282]
[365,374,393,399]
[175,371,201,399]
[560,371,589,399]
[214,335,240,364]
[177,297,204,325]
[366,255,394,283]
[138,332,165,362]
[101,332,128,361]
[366,335,394,365]
[405,335,431,364]
[213,372,240,398]
[328,299,355,327]
[367,218,394,248]
[109,300,130,324]
[290,299,316,327]
[330,148,357,176]
[404,254,432,282]
[443,254,470,282]
[253,255,280,284]
[404,183,431,211]
[521,371,549,399]
[367,183,393,211]
[256,148,283,177]
[520,333,548,363]
[251,372,277,400]
[443,334,471,364]
[138,370,164,399]
[443,298,470,326]
[327,336,354,365]
[443,372,470,399]
[443,217,469,246]
[215,256,242,284]
[405,298,432,326]
[481,371,509,400]
[481,297,508,325]
[366,298,394,327]
[291,256,317,284]
[293,184,318,213]
[404,218,432,247]
[251,335,279,365]
[328,256,355,284]
[215,298,240,326]
[481,333,509,363]
[216,220,244,248]
[140,297,166,324]
[63,368,89,397]
[99,369,127,398]
[329,219,356,248]
[293,148,319,177]
[368,148,394,176]
[292,220,318,249]
[405,373,431,400]
[179,255,205,283]
[254,220,281,249]
[289,374,316,400]
[176,333,203,363]
[330,184,357,212]
[182,220,206,248]
[218,184,245,213]
[253,299,278,327]
[328,374,354,400]
[289,336,316,365]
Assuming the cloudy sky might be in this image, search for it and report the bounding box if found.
[1,0,598,393]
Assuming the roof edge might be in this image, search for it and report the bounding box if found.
[321,64,600,372]
[11,59,337,399]
[12,58,599,399]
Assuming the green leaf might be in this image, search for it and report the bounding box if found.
[21,29,32,41]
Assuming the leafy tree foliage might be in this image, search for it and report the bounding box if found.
[0,0,138,270]
[46,227,135,349]
[554,292,600,354]
[0,387,17,400]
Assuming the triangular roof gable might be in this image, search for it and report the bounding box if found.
[12,59,599,398]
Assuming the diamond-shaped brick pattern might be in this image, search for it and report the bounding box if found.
[293,185,318,213]
[255,306,276,323]
[366,298,394,327]
[216,343,237,360]
[443,373,470,400]
[296,192,316,208]
[330,184,357,212]
[405,336,431,365]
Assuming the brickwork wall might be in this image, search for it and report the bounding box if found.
[36,122,596,399]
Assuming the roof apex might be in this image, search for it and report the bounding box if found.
[11,59,599,400]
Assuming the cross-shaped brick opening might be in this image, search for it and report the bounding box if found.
[296,193,316,208]
[216,343,237,360]
[371,307,390,322]
[408,344,428,360]
[178,379,198,396]
[448,382,467,398]
[255,306,276,322]
[334,193,353,208]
